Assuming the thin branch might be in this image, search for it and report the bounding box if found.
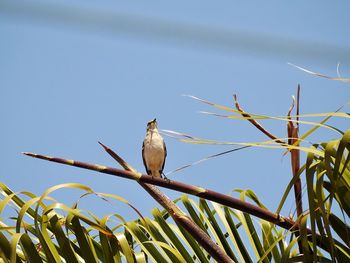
[289,86,303,217]
[287,88,303,218]
[233,95,286,144]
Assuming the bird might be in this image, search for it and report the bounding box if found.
[142,118,167,178]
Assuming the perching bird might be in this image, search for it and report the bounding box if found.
[142,118,167,178]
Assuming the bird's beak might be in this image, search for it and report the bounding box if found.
[152,118,157,123]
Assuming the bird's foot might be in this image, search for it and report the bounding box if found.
[162,173,170,183]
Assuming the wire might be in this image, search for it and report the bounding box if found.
[1,0,349,65]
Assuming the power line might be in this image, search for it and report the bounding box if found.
[1,0,349,65]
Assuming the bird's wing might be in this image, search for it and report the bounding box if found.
[160,140,167,174]
[142,141,151,175]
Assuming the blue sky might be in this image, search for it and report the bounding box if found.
[1,1,349,221]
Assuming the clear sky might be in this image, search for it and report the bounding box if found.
[1,0,349,221]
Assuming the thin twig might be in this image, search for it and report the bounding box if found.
[233,94,286,144]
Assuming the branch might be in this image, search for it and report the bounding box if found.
[287,85,303,218]
[233,94,286,145]
[23,150,335,253]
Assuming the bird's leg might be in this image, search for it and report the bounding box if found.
[162,172,170,182]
